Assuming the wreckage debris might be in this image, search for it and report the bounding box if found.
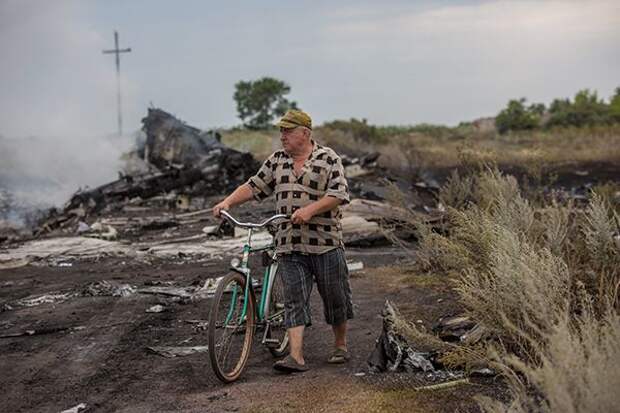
[83,280,136,297]
[0,325,84,339]
[146,345,209,358]
[368,301,435,373]
[366,302,475,387]
[60,403,88,413]
[35,108,260,235]
[432,315,477,342]
[10,292,78,309]
[146,304,166,313]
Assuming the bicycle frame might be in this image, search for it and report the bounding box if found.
[226,226,279,336]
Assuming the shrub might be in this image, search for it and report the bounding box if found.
[438,169,475,210]
[321,118,387,144]
[547,89,612,128]
[581,193,620,308]
[495,98,543,134]
[479,307,620,413]
[399,165,620,409]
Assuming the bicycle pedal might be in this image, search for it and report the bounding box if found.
[264,338,280,347]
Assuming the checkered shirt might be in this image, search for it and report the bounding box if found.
[246,141,350,254]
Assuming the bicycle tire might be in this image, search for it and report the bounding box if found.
[266,268,289,357]
[208,272,255,383]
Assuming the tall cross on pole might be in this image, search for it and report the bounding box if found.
[103,31,131,136]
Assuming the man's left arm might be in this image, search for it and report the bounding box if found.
[291,196,343,224]
[291,155,349,224]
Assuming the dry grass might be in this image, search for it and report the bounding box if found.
[581,193,620,308]
[479,307,620,413]
[439,169,475,210]
[220,129,277,160]
[318,124,620,174]
[400,166,620,410]
[219,124,620,177]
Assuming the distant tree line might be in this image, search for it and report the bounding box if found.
[496,88,620,134]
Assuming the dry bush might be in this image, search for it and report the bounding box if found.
[439,169,474,210]
[456,224,571,357]
[379,152,620,409]
[439,343,488,371]
[473,168,535,237]
[406,165,618,356]
[591,182,620,214]
[479,307,620,413]
[416,168,535,275]
[581,193,620,308]
[415,227,470,273]
[535,202,573,257]
[389,301,452,354]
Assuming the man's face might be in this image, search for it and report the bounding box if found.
[280,127,308,155]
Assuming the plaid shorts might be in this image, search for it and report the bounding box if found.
[278,247,354,328]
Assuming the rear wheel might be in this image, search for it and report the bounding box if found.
[208,272,255,383]
[265,268,289,357]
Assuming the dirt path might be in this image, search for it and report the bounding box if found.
[0,249,498,412]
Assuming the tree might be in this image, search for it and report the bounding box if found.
[495,98,542,134]
[609,87,620,122]
[233,77,297,129]
[547,89,610,128]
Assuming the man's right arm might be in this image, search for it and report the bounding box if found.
[212,183,254,217]
[212,152,278,217]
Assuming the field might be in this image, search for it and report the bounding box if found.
[1,122,619,412]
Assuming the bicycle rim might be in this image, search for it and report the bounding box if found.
[208,272,255,383]
[266,269,289,357]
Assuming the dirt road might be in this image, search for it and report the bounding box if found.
[0,245,502,413]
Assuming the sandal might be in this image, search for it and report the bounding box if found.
[327,347,351,364]
[273,355,309,373]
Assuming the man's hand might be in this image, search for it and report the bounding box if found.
[212,200,231,218]
[212,184,255,218]
[291,206,315,225]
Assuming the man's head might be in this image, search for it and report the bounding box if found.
[276,110,313,156]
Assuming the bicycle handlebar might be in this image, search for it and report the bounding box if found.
[220,210,288,229]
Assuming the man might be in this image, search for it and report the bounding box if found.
[212,109,353,373]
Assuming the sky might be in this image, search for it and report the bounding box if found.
[1,0,619,138]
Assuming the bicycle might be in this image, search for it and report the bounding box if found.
[208,210,289,383]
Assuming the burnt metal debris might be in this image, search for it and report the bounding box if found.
[16,107,443,246]
[368,300,436,373]
[35,108,260,235]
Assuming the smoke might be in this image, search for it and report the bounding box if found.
[0,132,135,228]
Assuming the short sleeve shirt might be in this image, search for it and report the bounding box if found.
[246,141,350,254]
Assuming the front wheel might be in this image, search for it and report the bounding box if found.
[208,272,255,383]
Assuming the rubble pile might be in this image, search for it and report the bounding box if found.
[36,109,259,235]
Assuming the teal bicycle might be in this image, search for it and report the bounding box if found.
[208,210,289,383]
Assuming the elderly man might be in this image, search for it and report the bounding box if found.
[212,109,353,373]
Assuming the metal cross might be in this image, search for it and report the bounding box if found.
[103,31,132,136]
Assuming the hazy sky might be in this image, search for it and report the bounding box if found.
[1,0,619,137]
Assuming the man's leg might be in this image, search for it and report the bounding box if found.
[277,253,313,369]
[332,321,347,351]
[288,325,306,364]
[312,248,354,358]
